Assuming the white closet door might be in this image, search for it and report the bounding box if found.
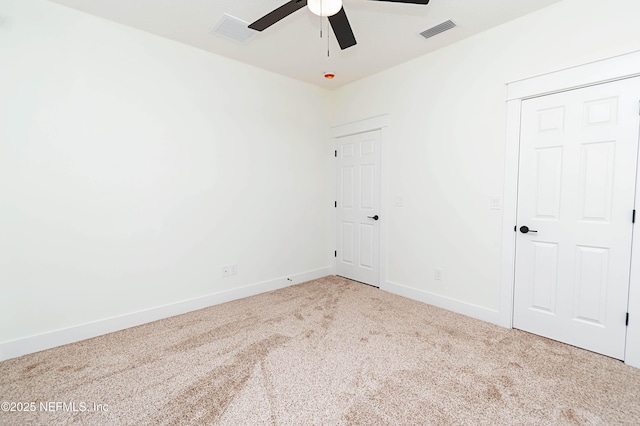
[514,77,640,359]
[336,130,381,286]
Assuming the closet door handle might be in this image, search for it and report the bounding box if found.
[368,215,379,221]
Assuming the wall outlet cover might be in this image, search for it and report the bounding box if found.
[434,268,443,281]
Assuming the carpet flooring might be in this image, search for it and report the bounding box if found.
[2,276,640,425]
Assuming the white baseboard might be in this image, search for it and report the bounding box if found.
[0,267,332,361]
[382,281,502,326]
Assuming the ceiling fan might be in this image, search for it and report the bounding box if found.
[248,0,430,50]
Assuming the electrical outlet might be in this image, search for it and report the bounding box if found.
[222,266,230,278]
[434,268,443,281]
[230,264,237,275]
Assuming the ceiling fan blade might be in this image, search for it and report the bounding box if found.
[328,7,357,50]
[371,0,429,4]
[248,0,308,32]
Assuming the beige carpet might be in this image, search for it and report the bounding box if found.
[2,276,640,425]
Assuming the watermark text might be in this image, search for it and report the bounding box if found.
[1,401,108,413]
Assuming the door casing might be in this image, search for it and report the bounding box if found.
[501,50,640,367]
[331,115,390,289]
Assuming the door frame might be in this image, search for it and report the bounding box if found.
[500,50,640,367]
[331,114,390,288]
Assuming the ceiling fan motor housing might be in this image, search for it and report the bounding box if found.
[307,0,343,17]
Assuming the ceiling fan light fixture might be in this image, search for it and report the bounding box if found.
[308,0,342,17]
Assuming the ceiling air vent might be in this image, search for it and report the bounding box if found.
[420,20,456,40]
[210,14,257,43]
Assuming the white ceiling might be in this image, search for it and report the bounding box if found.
[49,0,563,89]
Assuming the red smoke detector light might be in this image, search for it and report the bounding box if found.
[324,72,336,79]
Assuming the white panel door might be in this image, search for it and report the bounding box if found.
[336,130,381,286]
[514,77,640,359]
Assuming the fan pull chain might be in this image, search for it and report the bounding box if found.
[319,0,323,38]
[327,18,330,57]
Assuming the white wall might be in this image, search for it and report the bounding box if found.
[0,0,333,357]
[330,0,640,321]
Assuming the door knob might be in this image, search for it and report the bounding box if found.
[367,215,379,221]
[519,225,537,234]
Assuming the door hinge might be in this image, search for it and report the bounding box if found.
[626,312,630,326]
[335,201,337,208]
[335,150,337,157]
[334,250,337,258]
[633,209,636,224]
